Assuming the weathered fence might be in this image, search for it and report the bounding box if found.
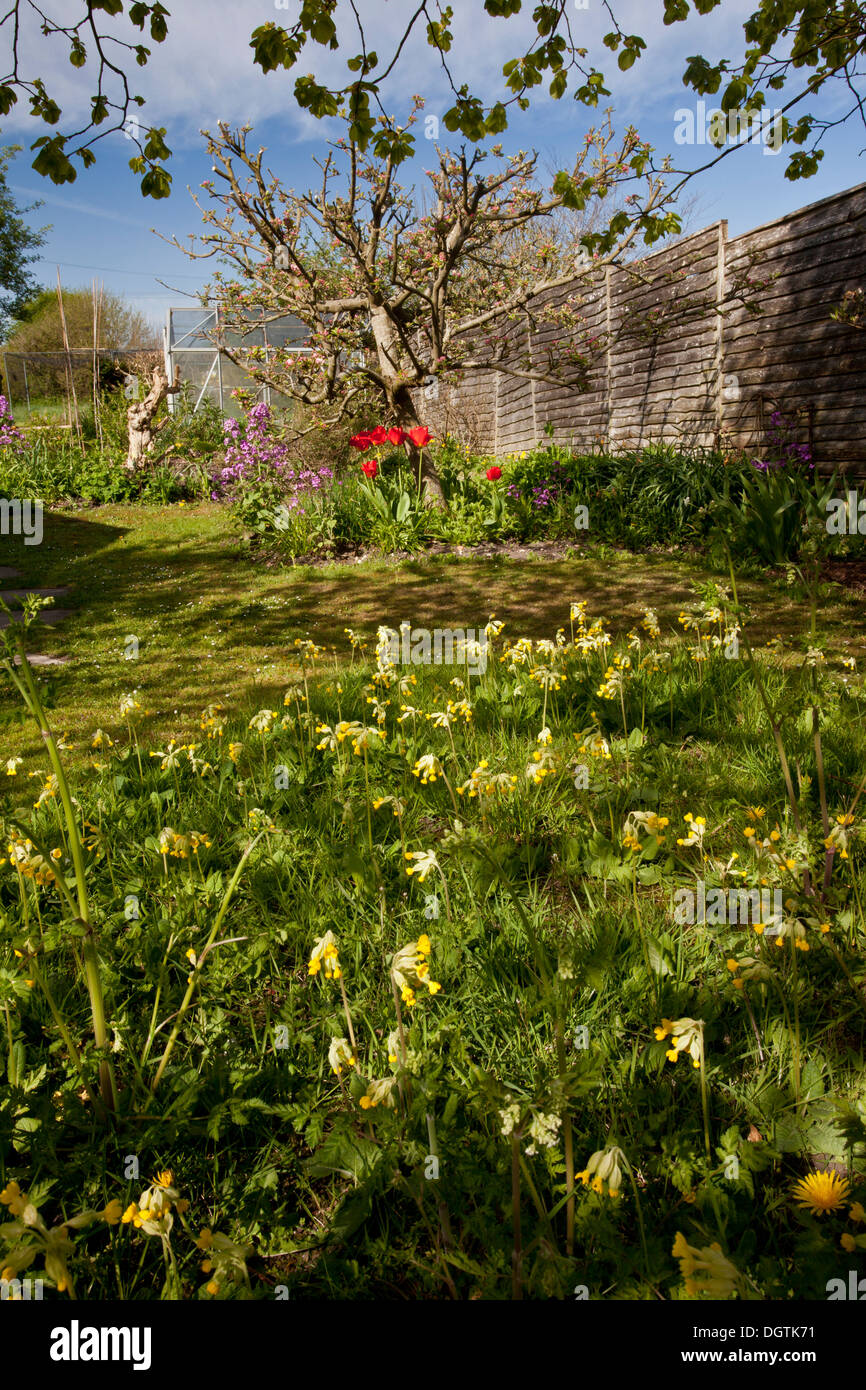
[423,182,866,471]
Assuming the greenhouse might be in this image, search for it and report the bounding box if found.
[163,305,310,413]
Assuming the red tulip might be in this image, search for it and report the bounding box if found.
[349,432,372,452]
[486,465,502,481]
[361,459,379,479]
[387,426,407,447]
[407,426,432,448]
[367,426,388,445]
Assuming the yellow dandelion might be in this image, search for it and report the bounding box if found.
[791,1169,850,1216]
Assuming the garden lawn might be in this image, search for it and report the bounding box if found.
[2,500,866,763]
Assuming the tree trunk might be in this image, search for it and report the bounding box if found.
[370,303,446,508]
[124,364,182,473]
[392,383,445,508]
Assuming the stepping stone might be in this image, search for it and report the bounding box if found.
[0,567,22,580]
[0,608,75,629]
[12,653,72,667]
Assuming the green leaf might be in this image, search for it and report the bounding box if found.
[30,136,77,185]
[327,1184,373,1242]
[305,1129,380,1181]
[250,22,299,74]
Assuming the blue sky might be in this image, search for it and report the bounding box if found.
[2,0,863,340]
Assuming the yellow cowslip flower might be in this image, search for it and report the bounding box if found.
[248,709,277,733]
[359,1076,398,1111]
[412,753,443,785]
[228,742,244,765]
[5,756,24,775]
[404,849,439,882]
[659,1017,704,1069]
[391,937,442,1001]
[206,1280,219,1296]
[0,1180,26,1216]
[328,1037,356,1075]
[672,1231,741,1298]
[578,1146,624,1196]
[102,1199,123,1225]
[308,931,341,980]
[196,1228,214,1251]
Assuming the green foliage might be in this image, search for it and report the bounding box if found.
[1,570,866,1298]
[0,147,48,340]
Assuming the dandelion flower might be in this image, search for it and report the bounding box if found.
[791,1169,851,1216]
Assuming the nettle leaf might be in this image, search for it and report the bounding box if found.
[305,1127,380,1181]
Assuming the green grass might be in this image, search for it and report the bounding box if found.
[3,502,865,762]
[2,504,866,1302]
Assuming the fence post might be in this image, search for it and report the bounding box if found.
[526,309,538,443]
[604,266,613,450]
[714,221,727,446]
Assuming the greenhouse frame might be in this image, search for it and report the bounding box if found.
[163,305,311,414]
